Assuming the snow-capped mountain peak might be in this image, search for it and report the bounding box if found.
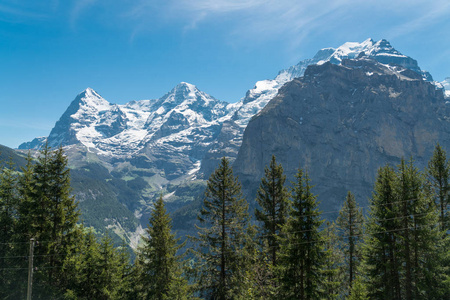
[72,88,112,117]
[169,82,197,99]
[27,83,231,157]
[176,81,196,90]
[75,87,108,106]
[324,38,377,63]
[142,82,229,144]
[158,82,217,108]
[231,38,434,127]
[83,87,101,97]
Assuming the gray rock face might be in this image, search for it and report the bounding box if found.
[18,136,47,150]
[234,57,449,215]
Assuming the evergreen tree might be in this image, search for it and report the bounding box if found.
[15,153,35,243]
[0,159,18,298]
[10,153,35,299]
[321,221,345,299]
[96,233,123,299]
[115,241,135,299]
[193,157,252,300]
[346,275,368,300]
[363,164,401,299]
[277,167,325,299]
[428,143,450,231]
[48,147,81,291]
[244,240,276,299]
[336,191,364,294]
[363,160,449,299]
[137,194,189,300]
[255,155,290,267]
[13,145,81,298]
[63,229,102,299]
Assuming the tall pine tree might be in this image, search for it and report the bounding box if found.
[193,157,252,300]
[137,194,189,300]
[428,143,450,231]
[336,191,364,294]
[321,221,344,299]
[15,145,81,298]
[0,159,19,298]
[9,153,35,299]
[278,167,325,299]
[63,228,101,299]
[255,155,290,267]
[362,164,401,299]
[96,233,123,299]
[363,160,449,299]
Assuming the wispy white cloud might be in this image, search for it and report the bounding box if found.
[121,0,450,48]
[5,0,448,55]
[122,0,360,45]
[69,0,98,28]
[387,1,450,39]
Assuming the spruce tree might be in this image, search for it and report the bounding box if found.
[428,143,450,231]
[321,221,344,299]
[255,155,290,267]
[363,160,449,299]
[10,153,35,299]
[0,159,18,298]
[14,145,81,298]
[193,157,252,300]
[278,167,325,299]
[115,241,135,299]
[15,153,35,243]
[336,191,364,294]
[137,194,189,300]
[96,233,123,299]
[63,229,102,299]
[363,164,401,299]
[346,275,368,300]
[48,147,81,290]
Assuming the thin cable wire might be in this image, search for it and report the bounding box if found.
[193,220,449,257]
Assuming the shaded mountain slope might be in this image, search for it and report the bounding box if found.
[234,56,449,215]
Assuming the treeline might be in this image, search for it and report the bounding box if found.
[1,145,449,299]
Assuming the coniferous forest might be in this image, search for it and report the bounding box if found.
[1,145,450,299]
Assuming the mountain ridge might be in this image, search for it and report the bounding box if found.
[15,39,450,245]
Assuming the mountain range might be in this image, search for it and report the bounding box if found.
[16,38,450,246]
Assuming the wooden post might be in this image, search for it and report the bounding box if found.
[27,238,35,300]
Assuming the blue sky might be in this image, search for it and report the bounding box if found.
[1,0,450,148]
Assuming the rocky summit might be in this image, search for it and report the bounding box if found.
[234,55,449,216]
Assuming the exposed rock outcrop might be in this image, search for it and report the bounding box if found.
[234,57,449,215]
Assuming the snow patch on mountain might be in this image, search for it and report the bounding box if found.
[33,82,231,158]
[231,38,433,127]
[441,78,450,98]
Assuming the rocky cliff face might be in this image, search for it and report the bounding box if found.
[202,39,438,175]
[234,56,449,214]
